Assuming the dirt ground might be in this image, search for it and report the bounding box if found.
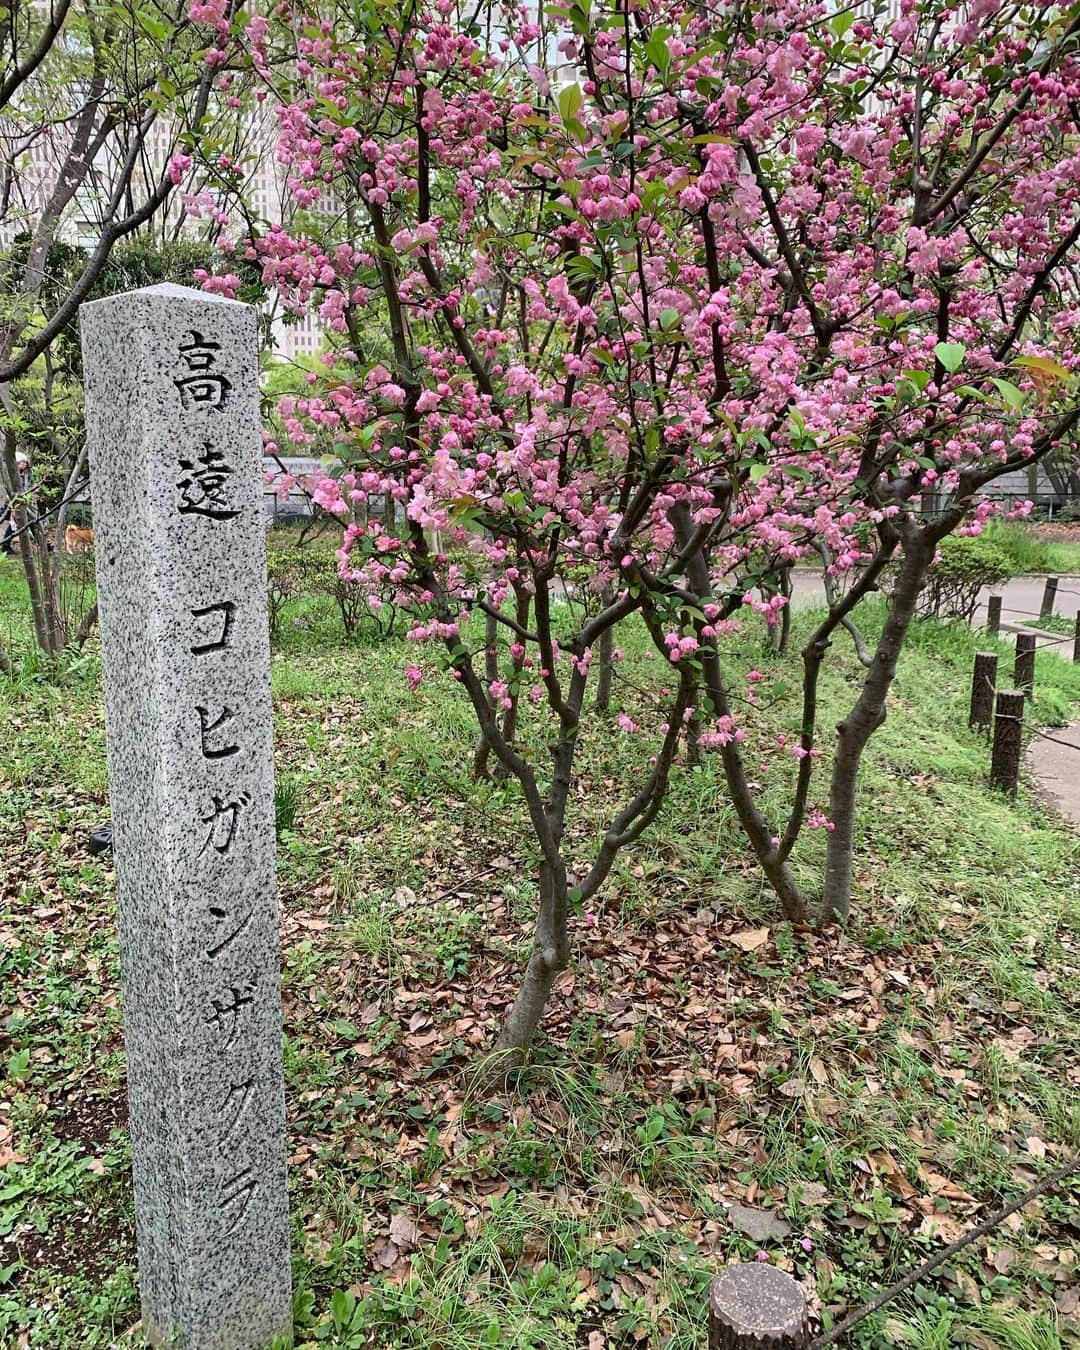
[1031,520,1080,544]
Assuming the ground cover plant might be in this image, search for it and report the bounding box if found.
[1,555,1078,1348]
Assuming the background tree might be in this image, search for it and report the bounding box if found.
[0,0,246,665]
[1,236,217,662]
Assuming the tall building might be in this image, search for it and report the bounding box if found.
[0,41,324,363]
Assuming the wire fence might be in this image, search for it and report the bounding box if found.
[969,594,1080,792]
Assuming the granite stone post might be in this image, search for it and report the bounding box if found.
[81,284,291,1348]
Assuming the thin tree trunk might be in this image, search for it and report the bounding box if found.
[72,600,99,647]
[686,712,701,766]
[492,858,570,1065]
[3,426,66,657]
[498,586,531,749]
[595,586,614,711]
[595,631,613,710]
[36,521,65,651]
[48,439,88,601]
[774,566,792,656]
[668,502,809,922]
[14,501,54,654]
[820,535,931,924]
[473,608,500,779]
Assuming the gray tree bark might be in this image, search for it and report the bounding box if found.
[820,533,932,924]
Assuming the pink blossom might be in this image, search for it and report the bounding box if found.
[167,153,193,185]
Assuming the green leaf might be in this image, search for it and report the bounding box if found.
[547,199,585,225]
[135,9,171,41]
[565,254,598,282]
[990,377,1026,411]
[934,342,965,373]
[645,30,671,75]
[830,10,856,37]
[568,0,592,36]
[901,368,932,392]
[659,307,680,331]
[749,463,769,482]
[1015,354,1072,385]
[6,1048,29,1082]
[557,83,584,126]
[331,1289,357,1329]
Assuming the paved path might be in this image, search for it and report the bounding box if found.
[1027,722,1080,830]
[787,569,1080,629]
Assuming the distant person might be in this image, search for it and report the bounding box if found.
[1,451,30,555]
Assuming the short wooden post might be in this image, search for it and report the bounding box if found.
[990,690,1025,796]
[1014,632,1036,697]
[987,594,1002,635]
[1040,576,1058,619]
[708,1265,809,1349]
[969,652,997,733]
[1073,612,1080,665]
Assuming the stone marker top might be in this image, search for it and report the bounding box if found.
[82,281,246,311]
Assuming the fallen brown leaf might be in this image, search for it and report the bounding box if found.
[388,1210,419,1251]
[728,927,770,952]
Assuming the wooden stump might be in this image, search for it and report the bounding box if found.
[987,594,1002,635]
[708,1265,809,1349]
[990,690,1025,796]
[1014,632,1036,697]
[1040,576,1058,619]
[969,651,997,734]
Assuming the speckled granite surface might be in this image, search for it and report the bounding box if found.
[82,284,291,1349]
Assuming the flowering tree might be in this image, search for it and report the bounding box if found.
[207,0,1080,1054]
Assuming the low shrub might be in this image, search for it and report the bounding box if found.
[914,535,1014,622]
[265,545,400,643]
[266,547,318,641]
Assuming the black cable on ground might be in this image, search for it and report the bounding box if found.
[808,1154,1079,1347]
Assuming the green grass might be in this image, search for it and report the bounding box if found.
[982,520,1080,576]
[1,554,1079,1347]
[1019,612,1078,637]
